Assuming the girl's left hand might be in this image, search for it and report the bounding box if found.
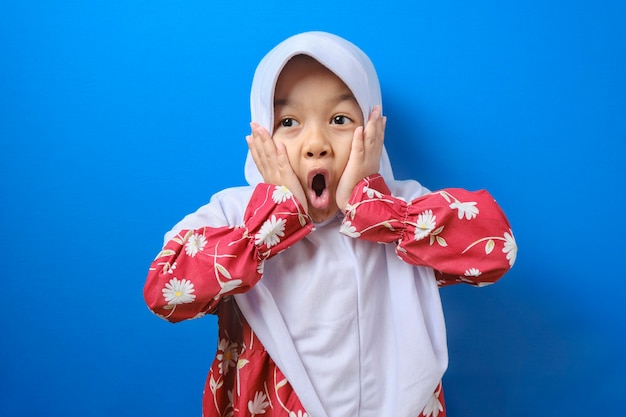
[335,105,386,211]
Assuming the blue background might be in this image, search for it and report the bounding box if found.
[2,1,624,416]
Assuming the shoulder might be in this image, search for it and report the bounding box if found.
[210,186,256,209]
[163,186,254,243]
[198,185,256,223]
[386,179,431,200]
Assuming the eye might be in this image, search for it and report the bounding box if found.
[279,118,299,128]
[331,115,352,125]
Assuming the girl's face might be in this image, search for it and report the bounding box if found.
[273,56,364,223]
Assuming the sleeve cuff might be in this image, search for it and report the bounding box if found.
[244,184,315,259]
[340,174,408,243]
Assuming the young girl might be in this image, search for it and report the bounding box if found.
[144,31,516,417]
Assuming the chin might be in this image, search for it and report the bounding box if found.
[308,206,340,223]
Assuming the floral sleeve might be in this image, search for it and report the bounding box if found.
[340,174,517,286]
[144,184,314,322]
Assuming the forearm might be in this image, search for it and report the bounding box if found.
[144,183,314,322]
[341,174,517,285]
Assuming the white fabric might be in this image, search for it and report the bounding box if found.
[245,31,394,186]
[168,31,448,417]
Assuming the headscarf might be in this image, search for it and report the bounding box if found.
[244,31,394,185]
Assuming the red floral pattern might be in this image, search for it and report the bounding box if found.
[144,176,516,416]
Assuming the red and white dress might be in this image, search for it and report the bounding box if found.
[144,174,516,417]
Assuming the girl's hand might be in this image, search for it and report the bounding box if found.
[246,123,308,213]
[335,106,386,211]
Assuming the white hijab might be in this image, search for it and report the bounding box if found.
[233,32,449,417]
[244,31,394,185]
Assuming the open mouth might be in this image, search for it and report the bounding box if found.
[312,173,326,197]
[307,171,330,209]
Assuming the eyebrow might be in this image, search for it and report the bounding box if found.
[335,93,359,105]
[274,92,358,108]
[273,98,289,108]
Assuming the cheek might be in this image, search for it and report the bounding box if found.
[335,138,353,167]
[281,142,299,163]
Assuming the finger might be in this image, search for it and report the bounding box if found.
[375,115,386,145]
[253,124,278,161]
[249,123,277,178]
[246,134,258,161]
[261,131,278,159]
[246,133,264,167]
[251,124,274,165]
[247,133,272,180]
[274,141,299,185]
[249,123,263,154]
[274,140,291,172]
[367,105,381,121]
[364,109,385,147]
[351,126,365,157]
[274,141,307,210]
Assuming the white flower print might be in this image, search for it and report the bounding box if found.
[421,390,443,417]
[344,202,357,219]
[162,277,196,305]
[161,260,177,274]
[190,311,206,320]
[363,185,383,199]
[289,411,308,417]
[465,268,482,277]
[185,233,207,257]
[503,230,517,266]
[429,226,447,247]
[216,279,243,298]
[248,391,270,416]
[414,210,437,241]
[255,215,286,248]
[217,339,238,376]
[449,200,479,220]
[272,185,293,204]
[224,390,235,417]
[340,221,361,238]
[209,374,223,394]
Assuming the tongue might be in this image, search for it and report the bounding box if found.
[312,174,325,197]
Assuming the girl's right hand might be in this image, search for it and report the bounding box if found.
[246,123,308,213]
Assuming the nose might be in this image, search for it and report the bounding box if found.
[303,125,330,158]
